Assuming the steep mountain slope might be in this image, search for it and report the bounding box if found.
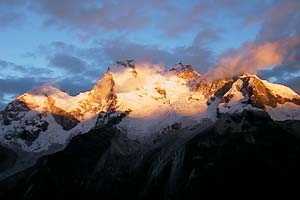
[0,61,300,199]
[110,63,208,140]
[0,62,300,154]
[217,74,300,118]
[0,145,16,173]
[0,72,118,152]
[1,111,300,199]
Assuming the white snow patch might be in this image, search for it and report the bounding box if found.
[262,80,299,99]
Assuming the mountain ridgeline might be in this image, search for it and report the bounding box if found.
[0,62,300,199]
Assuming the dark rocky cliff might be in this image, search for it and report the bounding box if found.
[1,111,300,199]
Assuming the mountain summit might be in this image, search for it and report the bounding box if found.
[1,62,300,152]
[1,62,300,199]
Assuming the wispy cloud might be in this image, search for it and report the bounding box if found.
[204,36,300,80]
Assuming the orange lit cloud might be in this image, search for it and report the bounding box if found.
[204,36,300,80]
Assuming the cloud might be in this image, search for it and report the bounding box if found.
[260,71,300,94]
[0,66,97,109]
[0,0,24,6]
[0,0,27,28]
[98,38,214,72]
[157,0,276,37]
[172,45,214,72]
[287,76,300,93]
[0,77,41,94]
[193,28,222,45]
[197,1,300,86]
[54,76,95,95]
[36,35,214,75]
[99,39,174,64]
[204,36,300,80]
[30,0,149,32]
[257,1,300,42]
[49,53,88,73]
[25,0,277,39]
[0,77,44,109]
[34,42,107,80]
[0,59,53,78]
[2,0,300,108]
[0,59,56,109]
[2,0,296,42]
[29,42,108,95]
[259,63,300,80]
[15,35,214,108]
[259,62,300,93]
[0,12,24,27]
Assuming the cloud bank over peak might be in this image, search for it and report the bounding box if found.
[204,36,300,80]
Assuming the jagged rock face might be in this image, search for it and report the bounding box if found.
[88,72,116,105]
[292,98,300,105]
[246,77,278,108]
[73,72,118,119]
[46,97,79,130]
[95,109,131,129]
[194,78,234,98]
[215,109,272,141]
[0,72,119,150]
[170,64,199,80]
[0,98,78,145]
[1,111,50,145]
[220,76,300,109]
[0,100,51,144]
[1,100,30,125]
[1,65,300,153]
[1,64,300,199]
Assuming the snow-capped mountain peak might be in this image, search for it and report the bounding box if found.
[1,63,300,152]
[218,74,300,119]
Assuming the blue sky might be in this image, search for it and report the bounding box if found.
[0,0,300,108]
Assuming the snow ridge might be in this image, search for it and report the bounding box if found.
[1,63,300,152]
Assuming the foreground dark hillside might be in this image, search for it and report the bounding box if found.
[1,111,300,199]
